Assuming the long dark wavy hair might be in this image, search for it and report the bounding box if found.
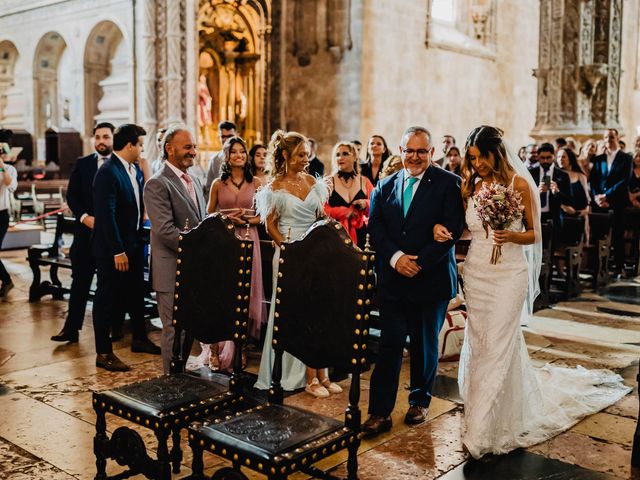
[365,134,391,165]
[461,126,513,207]
[248,143,267,175]
[220,136,253,182]
[558,146,583,174]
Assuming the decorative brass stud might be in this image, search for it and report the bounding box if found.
[241,243,246,249]
[355,329,360,335]
[174,293,179,299]
[360,269,366,275]
[245,459,251,466]
[179,235,183,241]
[351,359,357,365]
[239,269,244,275]
[353,344,359,350]
[172,320,177,325]
[222,448,227,456]
[240,256,244,262]
[258,463,263,470]
[357,299,363,305]
[273,325,279,332]
[174,306,178,311]
[177,259,182,264]
[275,312,279,318]
[178,247,182,253]
[355,314,362,320]
[277,287,282,293]
[175,282,179,287]
[270,467,276,475]
[272,339,278,345]
[278,272,283,278]
[236,295,242,300]
[233,454,239,461]
[358,284,364,290]
[199,440,205,446]
[176,270,181,276]
[235,307,241,313]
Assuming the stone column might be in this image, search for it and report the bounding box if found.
[137,0,158,160]
[531,0,623,140]
[166,0,183,124]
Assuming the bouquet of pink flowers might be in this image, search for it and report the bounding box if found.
[473,182,524,264]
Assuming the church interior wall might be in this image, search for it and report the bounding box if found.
[280,0,364,165]
[359,0,540,152]
[0,0,134,158]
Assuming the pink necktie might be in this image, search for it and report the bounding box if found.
[182,173,199,212]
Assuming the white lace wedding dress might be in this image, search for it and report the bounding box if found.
[458,196,631,459]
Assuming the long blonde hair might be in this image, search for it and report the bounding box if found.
[267,129,307,177]
[331,141,359,175]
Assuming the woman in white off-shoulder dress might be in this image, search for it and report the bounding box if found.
[435,126,630,459]
[253,130,342,398]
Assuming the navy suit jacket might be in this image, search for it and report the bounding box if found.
[66,153,101,227]
[589,151,632,210]
[368,166,464,303]
[91,155,145,259]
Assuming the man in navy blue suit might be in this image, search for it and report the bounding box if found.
[92,124,160,371]
[51,123,114,343]
[363,126,464,436]
[590,128,632,275]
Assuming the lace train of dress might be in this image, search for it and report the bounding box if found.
[459,201,631,459]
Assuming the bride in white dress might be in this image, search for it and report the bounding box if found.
[434,126,630,459]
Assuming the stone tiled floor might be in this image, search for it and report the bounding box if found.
[1,247,639,479]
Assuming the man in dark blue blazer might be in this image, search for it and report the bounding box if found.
[363,126,465,435]
[589,128,632,274]
[51,123,115,343]
[92,123,160,371]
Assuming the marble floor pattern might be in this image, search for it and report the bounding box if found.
[1,248,640,479]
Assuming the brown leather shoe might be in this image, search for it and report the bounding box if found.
[362,415,392,437]
[96,353,130,372]
[404,405,428,425]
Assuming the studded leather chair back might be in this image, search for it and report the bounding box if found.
[173,214,253,345]
[272,219,374,370]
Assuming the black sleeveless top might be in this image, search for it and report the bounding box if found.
[328,176,368,207]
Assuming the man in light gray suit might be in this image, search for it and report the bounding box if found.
[143,125,206,373]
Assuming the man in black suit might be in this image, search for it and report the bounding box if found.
[590,128,632,274]
[528,142,572,241]
[363,126,464,436]
[51,123,114,343]
[307,138,325,178]
[92,124,160,371]
[52,123,114,341]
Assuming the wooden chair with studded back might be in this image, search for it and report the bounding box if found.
[187,219,375,480]
[92,214,254,480]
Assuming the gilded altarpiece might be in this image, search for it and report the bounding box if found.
[197,0,271,150]
[532,0,623,140]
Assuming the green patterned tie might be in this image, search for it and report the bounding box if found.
[403,176,418,216]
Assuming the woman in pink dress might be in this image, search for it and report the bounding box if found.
[206,136,266,372]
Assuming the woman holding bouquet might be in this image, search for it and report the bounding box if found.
[434,126,629,459]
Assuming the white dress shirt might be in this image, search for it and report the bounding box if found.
[606,148,619,173]
[0,163,18,211]
[389,169,427,269]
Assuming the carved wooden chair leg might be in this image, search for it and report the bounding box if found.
[155,430,172,480]
[93,410,108,480]
[346,442,359,480]
[28,257,42,302]
[170,427,182,474]
[189,439,205,479]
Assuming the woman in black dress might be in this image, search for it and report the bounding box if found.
[360,134,390,186]
[556,146,590,214]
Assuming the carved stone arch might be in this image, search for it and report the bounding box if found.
[33,31,67,139]
[0,40,21,128]
[197,0,272,149]
[83,20,132,139]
